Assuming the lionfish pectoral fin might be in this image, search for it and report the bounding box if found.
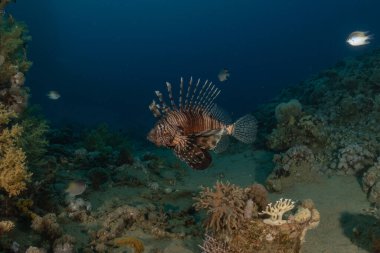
[194,129,224,150]
[174,144,212,170]
[213,134,230,154]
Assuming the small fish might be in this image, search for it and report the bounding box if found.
[217,68,230,82]
[47,90,61,100]
[147,77,257,170]
[65,180,87,197]
[347,31,373,46]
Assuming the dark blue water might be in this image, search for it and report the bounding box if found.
[9,0,380,131]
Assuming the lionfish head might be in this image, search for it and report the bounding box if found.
[147,122,174,147]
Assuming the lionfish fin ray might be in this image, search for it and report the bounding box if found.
[194,129,224,150]
[174,141,212,170]
[166,82,177,110]
[149,100,161,117]
[179,77,184,109]
[230,114,258,144]
[155,90,170,113]
[213,134,230,154]
[207,104,233,124]
[184,76,193,109]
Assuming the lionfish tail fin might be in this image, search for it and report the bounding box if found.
[230,114,257,144]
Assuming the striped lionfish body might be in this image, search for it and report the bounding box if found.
[147,77,257,170]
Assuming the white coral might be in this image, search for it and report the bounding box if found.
[260,198,295,225]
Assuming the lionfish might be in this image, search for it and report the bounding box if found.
[147,77,257,170]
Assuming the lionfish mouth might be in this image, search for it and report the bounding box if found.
[147,128,160,146]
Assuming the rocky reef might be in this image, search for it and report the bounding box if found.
[253,48,380,251]
[257,49,380,187]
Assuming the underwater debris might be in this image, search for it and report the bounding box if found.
[147,77,257,169]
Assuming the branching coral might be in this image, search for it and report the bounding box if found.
[260,198,295,225]
[0,105,30,196]
[193,181,245,235]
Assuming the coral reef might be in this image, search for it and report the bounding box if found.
[363,157,380,205]
[196,181,320,253]
[260,198,295,225]
[0,105,30,196]
[266,145,319,192]
[0,2,32,112]
[335,143,374,175]
[193,181,246,235]
[0,220,14,235]
[52,235,76,253]
[113,236,144,253]
[18,108,49,167]
[274,99,302,125]
[199,234,231,253]
[25,246,47,253]
[268,99,327,151]
[31,213,63,239]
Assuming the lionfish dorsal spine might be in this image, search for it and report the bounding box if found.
[204,89,221,113]
[149,100,161,117]
[203,84,217,110]
[193,80,209,109]
[155,90,169,113]
[194,80,214,110]
[189,78,201,108]
[165,82,177,110]
[184,76,193,109]
[179,77,184,109]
